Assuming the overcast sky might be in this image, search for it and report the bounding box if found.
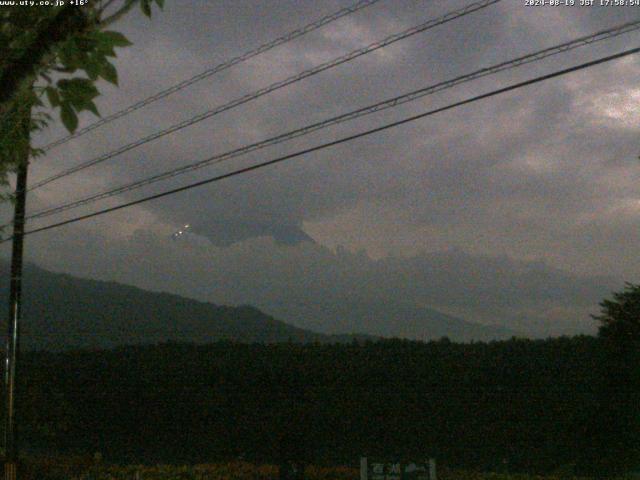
[2,0,639,338]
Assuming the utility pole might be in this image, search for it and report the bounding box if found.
[4,102,31,480]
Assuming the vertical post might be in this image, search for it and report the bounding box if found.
[4,108,30,480]
[360,457,367,480]
[428,458,436,480]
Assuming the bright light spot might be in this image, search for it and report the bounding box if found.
[171,223,191,240]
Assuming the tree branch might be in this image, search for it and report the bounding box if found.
[100,0,140,27]
[0,6,94,109]
[97,0,119,16]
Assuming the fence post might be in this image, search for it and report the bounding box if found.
[428,459,436,480]
[360,457,367,480]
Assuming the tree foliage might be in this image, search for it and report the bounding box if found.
[586,284,640,474]
[2,336,620,475]
[593,282,640,347]
[0,0,164,197]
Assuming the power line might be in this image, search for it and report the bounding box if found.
[28,0,502,191]
[0,2,381,142]
[36,0,385,153]
[23,19,640,222]
[4,44,638,244]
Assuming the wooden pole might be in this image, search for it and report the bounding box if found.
[3,98,30,480]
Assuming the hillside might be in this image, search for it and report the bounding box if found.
[0,262,515,350]
[268,300,516,342]
[0,263,367,350]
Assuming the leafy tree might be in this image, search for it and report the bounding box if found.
[584,283,640,475]
[593,282,640,347]
[0,0,164,201]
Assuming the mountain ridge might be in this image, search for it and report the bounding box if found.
[0,261,517,350]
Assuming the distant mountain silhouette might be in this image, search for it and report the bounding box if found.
[265,299,517,342]
[0,262,366,350]
[0,262,516,351]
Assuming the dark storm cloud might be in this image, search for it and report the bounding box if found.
[4,0,640,336]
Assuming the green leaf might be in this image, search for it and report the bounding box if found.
[58,40,82,71]
[97,43,117,58]
[100,31,133,48]
[100,61,118,86]
[75,35,97,52]
[60,104,78,133]
[58,78,99,101]
[84,58,101,81]
[141,0,152,17]
[57,77,101,118]
[53,66,77,74]
[30,147,44,159]
[32,95,44,108]
[84,100,100,117]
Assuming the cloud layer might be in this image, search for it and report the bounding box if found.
[2,0,638,337]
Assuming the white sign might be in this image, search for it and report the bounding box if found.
[360,457,436,480]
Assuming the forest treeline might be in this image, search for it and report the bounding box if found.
[5,335,638,476]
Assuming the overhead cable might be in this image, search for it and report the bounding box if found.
[37,0,385,152]
[29,0,502,191]
[4,44,638,243]
[25,19,640,222]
